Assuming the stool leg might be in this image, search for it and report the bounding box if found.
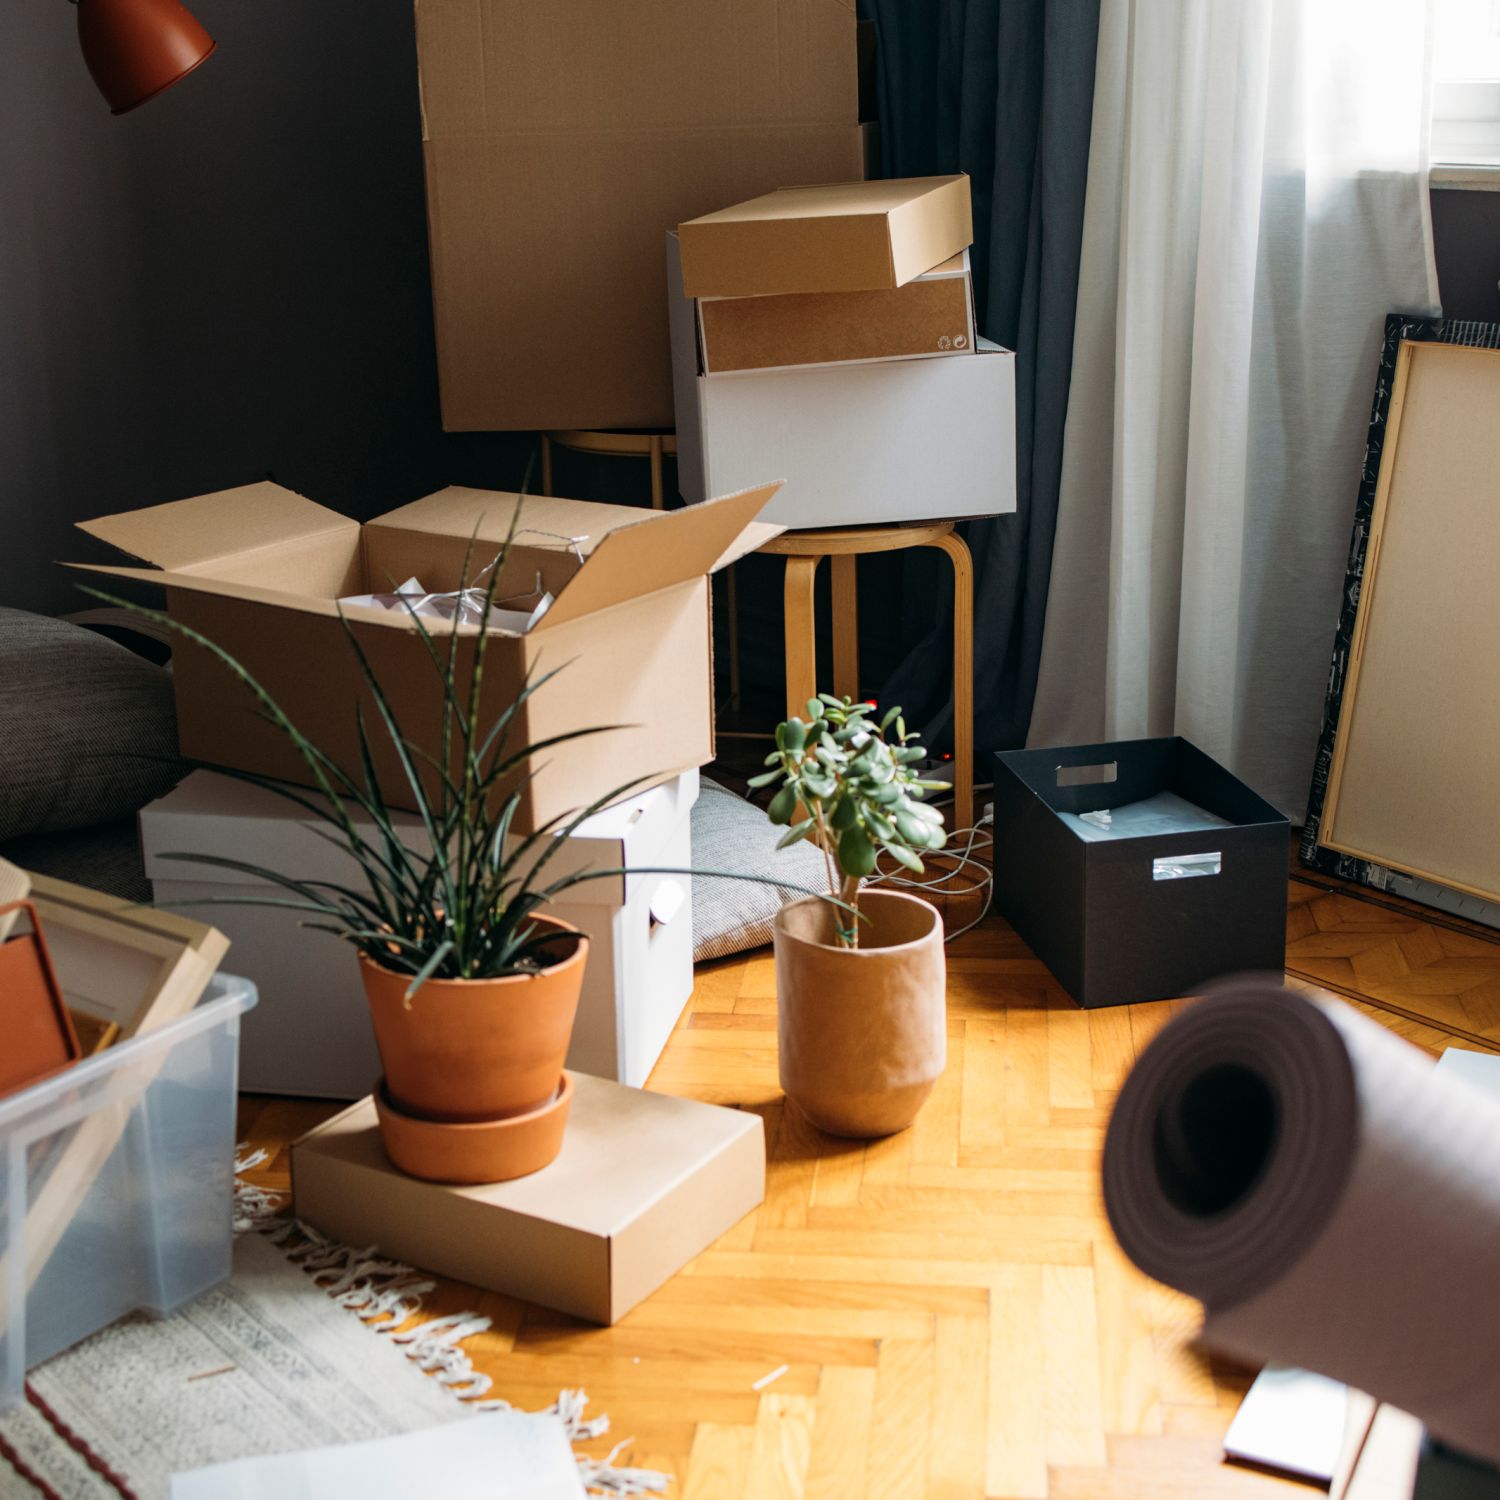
[726,562,742,711]
[649,436,665,510]
[540,434,554,497]
[783,556,821,721]
[830,555,859,702]
[928,533,974,831]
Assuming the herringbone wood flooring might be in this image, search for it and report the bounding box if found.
[238,870,1500,1498]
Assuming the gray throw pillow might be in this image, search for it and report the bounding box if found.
[692,777,829,962]
[0,608,187,842]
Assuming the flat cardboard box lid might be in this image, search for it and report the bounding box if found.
[678,174,973,298]
[72,481,784,634]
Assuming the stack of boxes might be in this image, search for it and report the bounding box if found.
[668,174,1019,528]
[73,480,782,1103]
[60,480,779,1324]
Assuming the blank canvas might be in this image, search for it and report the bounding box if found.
[1320,341,1500,901]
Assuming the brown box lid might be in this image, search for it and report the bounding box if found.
[291,1074,765,1324]
[677,173,973,299]
[698,250,974,374]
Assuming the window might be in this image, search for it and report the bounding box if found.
[1434,0,1500,166]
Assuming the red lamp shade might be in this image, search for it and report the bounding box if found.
[76,0,216,115]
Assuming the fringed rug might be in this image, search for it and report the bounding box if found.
[0,1154,667,1499]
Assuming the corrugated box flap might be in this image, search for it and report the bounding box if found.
[535,482,783,630]
[77,483,358,573]
[66,563,359,620]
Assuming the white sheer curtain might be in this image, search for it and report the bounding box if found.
[1028,0,1441,818]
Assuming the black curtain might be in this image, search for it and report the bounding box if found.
[860,0,1100,760]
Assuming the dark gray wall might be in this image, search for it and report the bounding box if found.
[1431,186,1500,323]
[0,0,535,617]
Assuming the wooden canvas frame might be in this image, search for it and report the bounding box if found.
[4,873,228,1299]
[1301,314,1500,902]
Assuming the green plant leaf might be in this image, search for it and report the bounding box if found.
[776,818,815,849]
[881,840,924,874]
[767,785,798,826]
[837,825,877,878]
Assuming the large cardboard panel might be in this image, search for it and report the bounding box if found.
[1319,343,1500,904]
[417,0,863,430]
[670,234,1014,528]
[677,174,972,298]
[698,252,975,374]
[291,1076,765,1323]
[424,128,866,431]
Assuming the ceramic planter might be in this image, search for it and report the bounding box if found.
[773,889,946,1138]
[359,918,588,1182]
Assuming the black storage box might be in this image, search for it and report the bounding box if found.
[992,738,1289,1009]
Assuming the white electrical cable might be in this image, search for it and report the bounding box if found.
[874,812,995,942]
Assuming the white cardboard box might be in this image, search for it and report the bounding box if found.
[141,770,698,1098]
[668,231,1017,529]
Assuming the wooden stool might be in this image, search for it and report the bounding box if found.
[759,523,975,830]
[539,428,742,709]
[539,429,677,510]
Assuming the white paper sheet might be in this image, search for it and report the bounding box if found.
[169,1411,586,1500]
[1057,790,1232,843]
[1224,1365,1351,1481]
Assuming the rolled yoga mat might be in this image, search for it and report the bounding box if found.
[1102,977,1500,1466]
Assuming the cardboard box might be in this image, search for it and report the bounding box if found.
[669,234,1015,528]
[73,482,780,835]
[698,252,975,375]
[677,174,972,299]
[991,739,1289,1009]
[416,0,865,430]
[291,1074,764,1324]
[141,770,699,1098]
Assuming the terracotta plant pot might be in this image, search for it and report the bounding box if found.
[773,889,946,1138]
[374,1072,575,1185]
[360,918,588,1125]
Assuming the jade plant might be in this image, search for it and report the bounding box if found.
[752,694,948,947]
[85,505,835,998]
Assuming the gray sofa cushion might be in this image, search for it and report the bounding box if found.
[691,778,829,962]
[0,608,186,843]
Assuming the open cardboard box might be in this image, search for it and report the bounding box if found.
[72,482,781,834]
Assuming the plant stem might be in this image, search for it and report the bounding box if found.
[839,874,862,949]
[811,802,839,906]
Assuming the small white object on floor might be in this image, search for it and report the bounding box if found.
[169,1411,586,1500]
[1223,1365,1350,1482]
[751,1364,788,1392]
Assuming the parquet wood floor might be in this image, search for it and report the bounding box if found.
[237,870,1500,1498]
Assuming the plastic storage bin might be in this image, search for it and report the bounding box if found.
[0,974,256,1409]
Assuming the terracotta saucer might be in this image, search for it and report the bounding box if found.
[373,1071,574,1185]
